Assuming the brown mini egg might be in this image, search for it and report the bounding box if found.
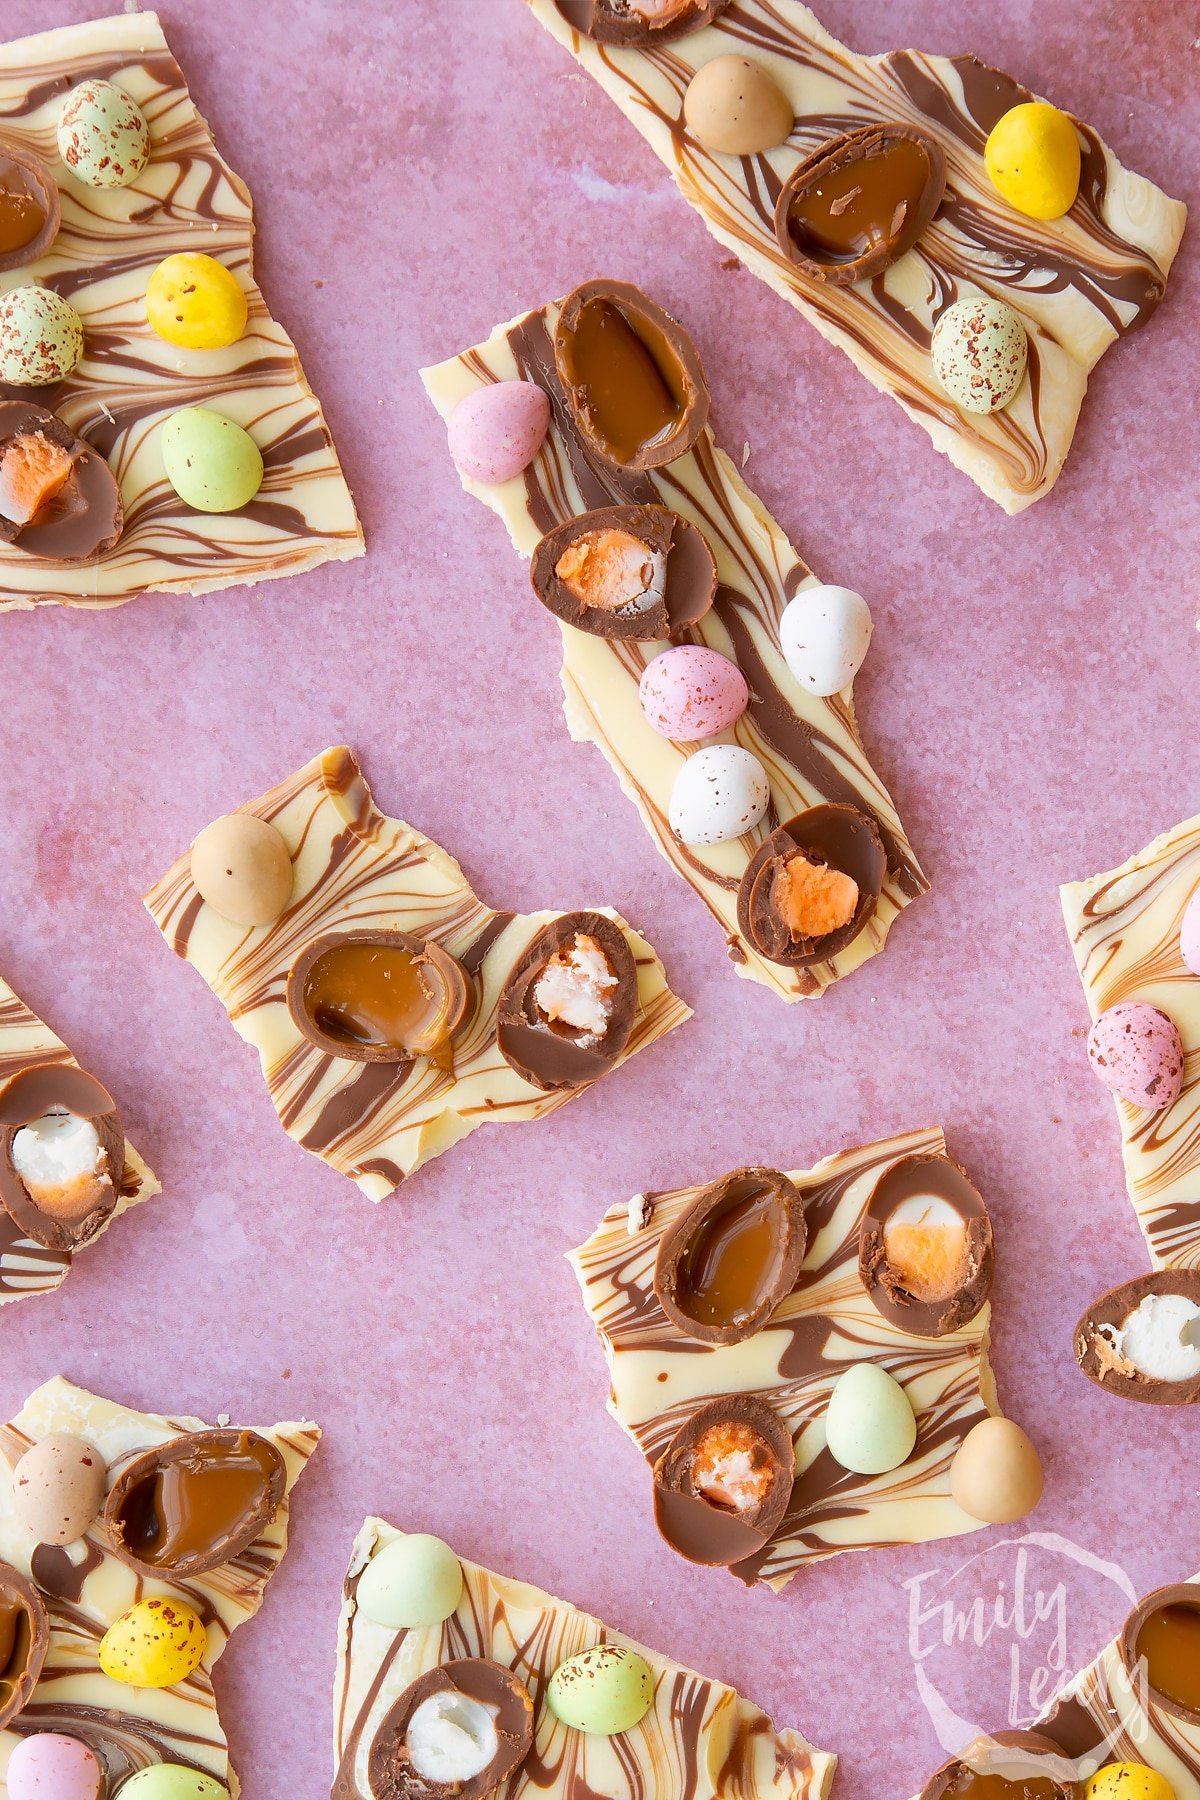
[683,55,794,156]
[950,1417,1044,1525]
[190,812,294,927]
[11,1432,106,1545]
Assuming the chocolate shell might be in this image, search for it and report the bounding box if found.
[0,1562,49,1729]
[1074,1270,1200,1405]
[653,1394,794,1567]
[654,1167,806,1345]
[366,1659,534,1800]
[287,929,472,1064]
[0,143,61,273]
[1120,1582,1200,1727]
[530,505,716,641]
[0,403,123,563]
[917,1730,1076,1800]
[0,1063,124,1252]
[554,0,731,44]
[553,281,709,472]
[104,1428,287,1579]
[774,124,947,286]
[859,1154,994,1339]
[737,805,885,967]
[496,911,637,1092]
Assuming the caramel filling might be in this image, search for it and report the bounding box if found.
[115,1435,278,1568]
[0,163,46,257]
[302,943,457,1056]
[0,1602,31,1707]
[691,1421,777,1514]
[787,136,932,264]
[934,1769,1063,1798]
[559,298,686,463]
[0,433,74,528]
[674,1181,791,1330]
[883,1196,970,1302]
[554,528,664,614]
[771,855,859,941]
[1136,1601,1200,1711]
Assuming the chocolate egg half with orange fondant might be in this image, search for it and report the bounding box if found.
[774,124,947,285]
[917,1730,1076,1800]
[0,1064,124,1252]
[530,504,716,641]
[653,1394,794,1567]
[0,1563,49,1729]
[858,1153,994,1339]
[0,402,123,561]
[104,1427,287,1579]
[497,912,638,1091]
[287,929,472,1064]
[654,1166,806,1345]
[737,804,886,967]
[0,142,61,273]
[1075,1270,1200,1405]
[365,1658,534,1800]
[1120,1582,1200,1727]
[553,280,709,472]
[554,0,731,45]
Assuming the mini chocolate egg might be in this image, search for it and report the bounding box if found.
[190,812,293,927]
[11,1432,106,1545]
[639,645,749,740]
[0,288,84,386]
[98,1597,207,1688]
[357,1533,463,1630]
[448,381,551,485]
[146,253,248,351]
[7,1733,103,1800]
[1084,1768,1176,1800]
[119,1770,228,1799]
[58,79,150,189]
[985,102,1081,221]
[949,1417,1044,1524]
[932,298,1028,415]
[547,1645,654,1735]
[779,583,873,697]
[1087,1002,1183,1111]
[161,409,263,514]
[1180,888,1200,975]
[825,1363,916,1475]
[683,55,793,156]
[669,745,769,847]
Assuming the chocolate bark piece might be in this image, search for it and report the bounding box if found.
[287,930,472,1064]
[917,1730,1075,1799]
[0,142,60,272]
[653,1394,794,1567]
[859,1153,994,1339]
[497,911,637,1091]
[1074,1270,1200,1405]
[1120,1582,1200,1726]
[0,1563,48,1729]
[774,125,946,285]
[738,805,885,967]
[104,1428,288,1579]
[365,1660,534,1800]
[554,0,731,44]
[0,402,123,563]
[531,504,715,641]
[654,1167,806,1345]
[0,1063,124,1252]
[553,281,709,472]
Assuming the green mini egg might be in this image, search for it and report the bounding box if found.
[118,1768,228,1798]
[547,1645,654,1736]
[356,1533,464,1630]
[825,1363,916,1475]
[161,408,263,513]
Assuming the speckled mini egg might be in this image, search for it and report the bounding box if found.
[1086,1001,1184,1111]
[668,744,769,847]
[447,382,551,485]
[779,583,873,697]
[1084,1767,1175,1800]
[6,1733,103,1800]
[161,409,263,513]
[11,1433,106,1546]
[58,79,150,188]
[824,1363,916,1475]
[189,812,293,927]
[639,645,749,740]
[115,1768,228,1799]
[98,1597,207,1688]
[547,1645,654,1736]
[0,287,84,386]
[356,1533,463,1630]
[683,55,794,155]
[949,1417,1044,1525]
[146,253,248,352]
[932,297,1028,415]
[1180,888,1200,976]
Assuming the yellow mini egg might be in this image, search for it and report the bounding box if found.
[985,102,1081,220]
[146,253,248,350]
[98,1598,207,1688]
[1084,1764,1176,1800]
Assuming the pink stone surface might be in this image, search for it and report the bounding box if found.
[0,2,1196,1796]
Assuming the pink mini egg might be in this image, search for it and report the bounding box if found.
[7,1733,103,1800]
[447,381,550,485]
[1181,887,1200,976]
[638,645,749,741]
[1087,1001,1184,1111]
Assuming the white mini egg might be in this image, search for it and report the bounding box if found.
[669,745,769,847]
[779,584,873,697]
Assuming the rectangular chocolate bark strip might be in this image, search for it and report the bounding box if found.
[1061,813,1200,1271]
[144,745,690,1199]
[524,1,1186,514]
[333,1516,837,1800]
[421,297,927,1001]
[0,10,363,608]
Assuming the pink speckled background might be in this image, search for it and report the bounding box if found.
[0,1,1197,1794]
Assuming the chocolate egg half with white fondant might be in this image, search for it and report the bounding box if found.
[918,1731,1076,1800]
[0,403,123,562]
[553,280,709,472]
[365,1659,534,1800]
[737,804,885,967]
[530,504,716,640]
[1075,1270,1200,1405]
[1120,1582,1200,1727]
[774,124,947,285]
[652,1394,794,1566]
[0,142,61,273]
[0,1064,124,1252]
[104,1427,287,1578]
[496,912,637,1091]
[654,1166,806,1345]
[554,0,731,46]
[287,929,472,1064]
[858,1153,995,1338]
[0,1563,49,1729]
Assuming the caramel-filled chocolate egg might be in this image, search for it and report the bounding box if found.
[497,912,637,1091]
[531,504,716,641]
[288,929,472,1064]
[104,1428,287,1578]
[190,811,294,927]
[859,1152,995,1338]
[683,56,793,155]
[1121,1584,1200,1727]
[775,124,946,284]
[99,1597,206,1688]
[12,1432,106,1545]
[357,1533,463,1630]
[554,281,709,471]
[0,403,123,563]
[738,804,885,966]
[0,289,83,386]
[0,1063,124,1253]
[669,745,769,847]
[548,1646,654,1736]
[950,1417,1044,1525]
[654,1167,806,1345]
[57,79,150,189]
[367,1659,534,1800]
[825,1363,915,1475]
[555,0,731,46]
[1075,1271,1200,1405]
[6,1733,103,1800]
[1086,1002,1183,1111]
[0,143,61,273]
[0,1564,49,1727]
[918,1731,1077,1800]
[653,1394,794,1567]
